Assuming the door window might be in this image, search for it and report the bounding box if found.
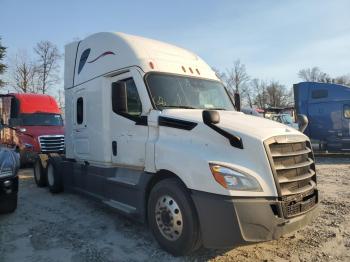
[112,78,142,117]
[344,105,350,119]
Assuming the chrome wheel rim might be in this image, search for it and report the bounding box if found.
[47,164,54,186]
[155,195,183,241]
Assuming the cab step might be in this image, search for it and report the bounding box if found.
[103,199,137,215]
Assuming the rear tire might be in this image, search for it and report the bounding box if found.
[33,159,47,187]
[0,193,17,214]
[148,178,201,256]
[46,157,63,194]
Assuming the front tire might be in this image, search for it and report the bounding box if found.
[0,193,17,214]
[148,178,201,256]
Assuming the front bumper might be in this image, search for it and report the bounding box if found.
[191,190,319,249]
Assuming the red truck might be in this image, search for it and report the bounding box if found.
[0,93,64,165]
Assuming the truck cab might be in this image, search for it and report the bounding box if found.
[35,32,318,256]
[0,94,64,165]
[294,82,350,152]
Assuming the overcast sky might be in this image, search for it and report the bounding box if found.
[1,0,349,92]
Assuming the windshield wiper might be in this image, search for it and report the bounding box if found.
[161,105,197,109]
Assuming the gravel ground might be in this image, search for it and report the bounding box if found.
[0,157,349,262]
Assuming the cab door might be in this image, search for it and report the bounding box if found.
[72,88,90,158]
[109,71,149,169]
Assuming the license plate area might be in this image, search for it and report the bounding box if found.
[281,189,318,218]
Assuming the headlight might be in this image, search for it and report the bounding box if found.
[209,164,262,191]
[24,143,34,149]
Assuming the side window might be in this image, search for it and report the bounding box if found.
[344,105,350,119]
[78,49,91,74]
[112,78,142,117]
[10,97,19,118]
[76,97,84,124]
[311,89,328,99]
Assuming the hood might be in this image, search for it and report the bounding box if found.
[18,125,64,138]
[160,109,304,141]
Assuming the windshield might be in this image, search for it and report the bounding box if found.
[281,114,294,124]
[146,74,234,110]
[20,113,63,126]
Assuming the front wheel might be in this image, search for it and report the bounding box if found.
[0,193,17,214]
[148,178,201,256]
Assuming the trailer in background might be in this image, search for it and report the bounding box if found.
[294,82,350,152]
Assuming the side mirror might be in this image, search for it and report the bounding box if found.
[203,110,220,125]
[234,93,241,112]
[112,81,128,113]
[297,114,309,133]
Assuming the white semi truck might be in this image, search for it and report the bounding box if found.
[34,32,319,256]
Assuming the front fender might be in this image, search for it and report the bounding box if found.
[154,125,278,197]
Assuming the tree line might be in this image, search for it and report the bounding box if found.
[0,37,61,95]
[0,37,349,110]
[213,60,294,109]
[214,60,350,109]
[298,67,350,86]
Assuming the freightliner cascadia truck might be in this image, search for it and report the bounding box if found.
[0,93,64,165]
[33,32,319,256]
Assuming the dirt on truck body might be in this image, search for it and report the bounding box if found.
[0,157,349,262]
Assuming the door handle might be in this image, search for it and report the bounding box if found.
[112,141,117,156]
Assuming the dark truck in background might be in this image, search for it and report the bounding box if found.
[294,82,350,152]
[0,93,64,165]
[0,147,19,214]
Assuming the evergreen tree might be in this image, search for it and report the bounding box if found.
[0,37,6,88]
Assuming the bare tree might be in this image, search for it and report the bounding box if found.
[34,41,61,94]
[56,88,65,111]
[298,67,350,86]
[298,67,321,82]
[212,67,226,83]
[334,74,350,86]
[0,37,7,88]
[213,63,253,107]
[226,60,249,94]
[252,79,267,108]
[241,84,253,108]
[298,67,332,83]
[10,50,37,93]
[266,81,292,107]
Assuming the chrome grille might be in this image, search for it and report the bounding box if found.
[264,135,318,218]
[39,135,65,153]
